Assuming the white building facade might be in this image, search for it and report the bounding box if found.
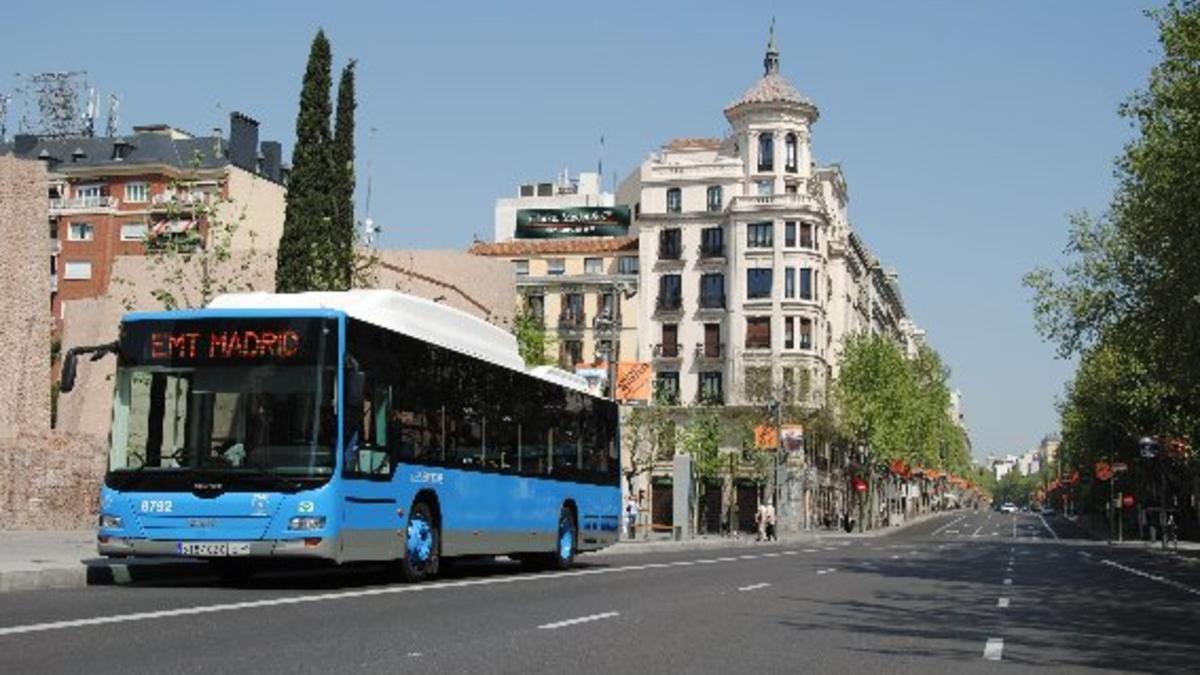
[617,31,920,410]
[493,171,614,242]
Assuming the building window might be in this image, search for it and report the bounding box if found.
[666,187,682,213]
[747,268,773,300]
[757,133,774,172]
[800,268,814,300]
[63,261,92,280]
[655,372,680,404]
[703,323,721,357]
[785,267,796,299]
[67,222,94,241]
[699,273,725,308]
[800,318,814,350]
[747,222,773,248]
[800,222,816,249]
[74,184,102,200]
[785,133,798,172]
[560,340,583,368]
[785,183,798,194]
[120,224,148,242]
[785,221,796,248]
[561,293,584,327]
[547,258,565,275]
[699,372,723,405]
[756,180,774,196]
[746,317,771,349]
[660,323,679,357]
[124,182,149,203]
[514,259,530,276]
[584,257,603,275]
[700,227,724,257]
[657,274,682,311]
[597,292,618,322]
[785,316,795,349]
[618,256,639,274]
[706,185,722,212]
[659,228,682,260]
[525,294,545,322]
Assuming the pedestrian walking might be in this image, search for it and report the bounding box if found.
[624,496,637,540]
[764,501,777,541]
[756,502,767,541]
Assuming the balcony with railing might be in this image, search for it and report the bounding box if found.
[652,342,682,362]
[697,243,726,264]
[654,293,683,314]
[592,311,621,332]
[658,242,683,263]
[558,311,586,331]
[48,196,117,214]
[729,192,820,213]
[151,191,214,210]
[697,292,726,311]
[694,342,725,361]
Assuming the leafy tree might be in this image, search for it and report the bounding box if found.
[511,305,554,366]
[680,404,724,533]
[1025,1,1200,448]
[276,29,335,293]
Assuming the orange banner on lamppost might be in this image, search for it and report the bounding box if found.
[615,361,652,402]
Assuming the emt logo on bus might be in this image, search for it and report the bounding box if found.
[148,329,302,360]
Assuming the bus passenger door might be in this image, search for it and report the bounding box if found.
[340,384,401,561]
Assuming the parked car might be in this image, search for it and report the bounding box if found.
[1000,503,1018,514]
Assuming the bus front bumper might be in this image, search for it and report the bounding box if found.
[97,536,340,560]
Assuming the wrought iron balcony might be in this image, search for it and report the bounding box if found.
[698,293,726,310]
[558,312,586,330]
[655,294,683,312]
[694,342,725,360]
[652,343,681,359]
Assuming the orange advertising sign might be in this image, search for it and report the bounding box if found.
[615,362,652,402]
[754,424,778,450]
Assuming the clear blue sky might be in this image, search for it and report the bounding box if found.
[1,1,1163,462]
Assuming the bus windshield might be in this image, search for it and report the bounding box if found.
[108,316,338,484]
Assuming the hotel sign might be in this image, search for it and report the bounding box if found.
[515,206,631,239]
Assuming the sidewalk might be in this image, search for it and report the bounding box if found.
[0,511,946,592]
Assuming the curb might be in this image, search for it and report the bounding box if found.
[0,566,87,593]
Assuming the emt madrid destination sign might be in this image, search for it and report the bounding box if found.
[515,206,631,239]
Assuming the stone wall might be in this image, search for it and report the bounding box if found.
[0,432,106,529]
[0,156,50,439]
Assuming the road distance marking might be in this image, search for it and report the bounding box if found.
[816,568,836,575]
[931,514,967,536]
[1003,578,1012,585]
[538,611,620,630]
[983,638,1004,661]
[738,583,771,592]
[998,597,1009,608]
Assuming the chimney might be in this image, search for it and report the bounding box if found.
[259,141,282,183]
[228,111,259,173]
[13,134,38,156]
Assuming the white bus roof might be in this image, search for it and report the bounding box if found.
[208,290,591,393]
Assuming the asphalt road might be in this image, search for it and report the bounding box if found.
[2,511,1199,674]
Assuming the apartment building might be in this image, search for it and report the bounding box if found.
[2,112,286,334]
[617,31,922,411]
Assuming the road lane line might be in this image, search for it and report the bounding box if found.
[1037,514,1059,540]
[816,568,836,575]
[972,526,983,537]
[983,638,1004,660]
[538,611,620,630]
[782,551,798,556]
[803,549,818,553]
[1003,578,1012,585]
[1097,559,1200,597]
[738,583,771,592]
[0,552,791,638]
[931,514,967,536]
[998,597,1009,608]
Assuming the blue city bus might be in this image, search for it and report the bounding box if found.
[62,291,621,581]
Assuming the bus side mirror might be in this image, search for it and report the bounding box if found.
[60,350,78,393]
[59,341,117,393]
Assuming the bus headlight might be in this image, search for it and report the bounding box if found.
[99,514,123,529]
[288,516,326,531]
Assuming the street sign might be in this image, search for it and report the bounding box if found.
[1112,462,1128,473]
[754,424,778,450]
[1122,493,1135,508]
[852,477,868,493]
[1095,462,1113,481]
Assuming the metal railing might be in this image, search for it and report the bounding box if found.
[652,343,681,359]
[49,196,117,212]
[695,342,725,359]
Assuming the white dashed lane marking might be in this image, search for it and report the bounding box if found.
[998,597,1009,608]
[738,583,771,592]
[538,611,620,630]
[984,638,1004,661]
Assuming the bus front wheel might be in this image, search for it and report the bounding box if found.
[401,502,440,582]
[549,506,577,570]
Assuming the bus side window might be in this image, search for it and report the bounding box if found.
[552,390,583,478]
[518,384,548,476]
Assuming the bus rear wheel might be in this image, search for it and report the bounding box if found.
[400,502,439,582]
[547,506,577,570]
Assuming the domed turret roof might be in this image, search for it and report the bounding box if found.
[725,21,817,118]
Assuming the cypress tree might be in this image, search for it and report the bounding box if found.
[331,59,357,290]
[275,29,335,293]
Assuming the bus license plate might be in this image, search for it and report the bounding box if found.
[178,542,251,557]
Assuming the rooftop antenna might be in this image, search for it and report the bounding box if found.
[597,134,604,184]
[83,87,97,137]
[0,91,10,142]
[363,125,380,248]
[104,93,120,137]
[15,71,90,137]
